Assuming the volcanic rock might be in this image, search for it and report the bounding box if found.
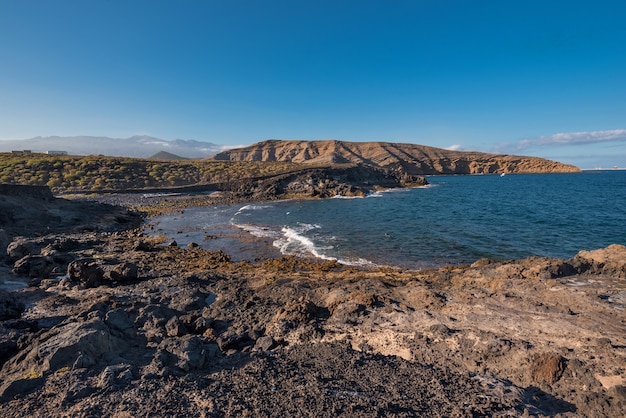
[0,289,24,320]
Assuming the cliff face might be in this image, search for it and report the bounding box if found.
[212,140,580,174]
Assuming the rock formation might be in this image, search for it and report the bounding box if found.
[0,190,624,417]
[219,165,427,200]
[212,139,580,174]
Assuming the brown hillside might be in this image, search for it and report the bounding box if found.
[212,140,580,174]
[148,150,188,160]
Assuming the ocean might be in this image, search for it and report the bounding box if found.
[151,170,626,269]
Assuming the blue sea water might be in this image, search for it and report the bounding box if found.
[151,171,626,269]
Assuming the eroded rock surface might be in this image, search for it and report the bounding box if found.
[0,193,624,417]
[212,139,581,174]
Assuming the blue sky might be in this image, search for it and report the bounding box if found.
[1,0,625,168]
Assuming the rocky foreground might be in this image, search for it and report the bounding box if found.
[1,190,625,417]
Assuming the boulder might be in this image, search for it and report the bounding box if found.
[106,262,139,282]
[49,237,81,252]
[67,258,105,288]
[104,308,137,338]
[0,289,25,320]
[254,335,277,351]
[167,289,209,312]
[571,244,626,278]
[274,297,320,324]
[0,375,44,403]
[165,316,189,337]
[133,240,152,251]
[6,238,38,261]
[11,255,55,279]
[216,332,254,352]
[36,319,120,371]
[0,318,124,401]
[0,327,19,364]
[40,246,75,265]
[157,335,219,372]
[530,353,567,384]
[97,364,133,389]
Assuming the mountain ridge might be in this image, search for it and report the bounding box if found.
[212,139,580,174]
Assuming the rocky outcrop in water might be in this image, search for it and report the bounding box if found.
[220,165,427,199]
[212,140,580,174]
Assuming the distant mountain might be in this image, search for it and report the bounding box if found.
[0,135,234,158]
[212,139,581,174]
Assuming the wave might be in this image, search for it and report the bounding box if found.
[331,195,364,199]
[233,204,272,217]
[271,223,381,267]
[234,223,279,239]
[275,224,335,260]
[367,187,417,198]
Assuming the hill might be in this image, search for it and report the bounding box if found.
[212,140,580,174]
[0,153,424,199]
[148,151,188,160]
[0,153,298,192]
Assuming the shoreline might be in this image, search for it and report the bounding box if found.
[1,188,625,416]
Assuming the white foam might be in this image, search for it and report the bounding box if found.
[366,187,414,198]
[331,195,364,199]
[233,204,271,217]
[142,192,182,198]
[234,223,278,238]
[271,223,382,268]
[336,257,380,268]
[274,224,334,260]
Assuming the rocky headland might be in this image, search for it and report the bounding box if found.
[218,164,427,201]
[1,185,625,417]
[212,140,581,175]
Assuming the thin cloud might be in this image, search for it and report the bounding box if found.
[217,144,246,151]
[445,144,462,151]
[514,129,626,150]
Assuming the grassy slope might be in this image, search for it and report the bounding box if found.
[0,153,301,193]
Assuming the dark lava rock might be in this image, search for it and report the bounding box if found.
[0,229,8,255]
[6,238,38,262]
[12,255,55,278]
[0,289,25,320]
[165,316,189,337]
[133,240,152,251]
[0,318,126,401]
[106,262,139,282]
[254,335,277,351]
[67,258,105,288]
[157,335,220,372]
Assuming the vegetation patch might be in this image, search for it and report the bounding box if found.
[0,153,300,193]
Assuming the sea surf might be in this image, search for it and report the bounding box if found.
[150,171,626,269]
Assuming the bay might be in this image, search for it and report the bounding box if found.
[151,171,626,269]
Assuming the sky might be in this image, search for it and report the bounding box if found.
[1,0,625,169]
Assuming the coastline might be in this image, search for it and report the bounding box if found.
[1,188,625,416]
[138,171,625,271]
